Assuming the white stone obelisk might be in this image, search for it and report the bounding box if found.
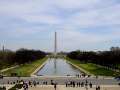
[54,32,57,55]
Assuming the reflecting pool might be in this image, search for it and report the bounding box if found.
[36,58,82,76]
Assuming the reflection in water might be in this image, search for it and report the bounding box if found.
[54,59,57,74]
[37,58,82,76]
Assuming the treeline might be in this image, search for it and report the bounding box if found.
[0,48,46,70]
[67,47,120,71]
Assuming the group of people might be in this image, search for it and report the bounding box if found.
[96,86,100,90]
[1,79,120,90]
[50,80,57,90]
[65,80,102,90]
[22,80,58,90]
[23,82,29,90]
[75,74,90,78]
[65,80,92,88]
[7,80,21,85]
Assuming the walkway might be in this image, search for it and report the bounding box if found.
[0,65,19,72]
[0,77,120,85]
[22,85,120,90]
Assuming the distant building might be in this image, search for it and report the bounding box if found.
[110,47,120,51]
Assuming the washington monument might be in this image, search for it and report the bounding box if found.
[54,32,57,55]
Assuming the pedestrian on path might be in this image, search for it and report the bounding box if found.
[65,82,68,87]
[78,82,81,87]
[51,80,54,85]
[54,83,57,90]
[89,82,92,88]
[118,83,120,86]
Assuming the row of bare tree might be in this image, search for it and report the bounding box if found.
[0,48,46,70]
[67,47,120,71]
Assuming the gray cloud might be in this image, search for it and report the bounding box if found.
[0,0,120,51]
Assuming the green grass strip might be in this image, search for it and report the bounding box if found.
[66,57,120,77]
[3,57,47,76]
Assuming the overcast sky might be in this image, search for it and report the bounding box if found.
[0,0,120,52]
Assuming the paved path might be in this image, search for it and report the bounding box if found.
[0,65,19,72]
[0,84,14,90]
[0,85,120,90]
[0,77,120,85]
[14,85,120,90]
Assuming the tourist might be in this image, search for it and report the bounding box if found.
[67,74,70,76]
[65,82,68,87]
[3,86,6,90]
[82,73,86,77]
[89,82,92,88]
[67,81,70,87]
[96,86,98,90]
[51,80,54,85]
[37,81,39,85]
[33,80,37,87]
[69,81,72,87]
[80,74,81,78]
[54,83,57,90]
[7,81,9,84]
[70,81,72,87]
[76,74,79,78]
[96,76,98,79]
[28,81,32,86]
[85,83,88,87]
[81,82,84,87]
[77,82,79,87]
[85,80,88,84]
[23,83,28,90]
[88,75,91,78]
[98,86,100,90]
[118,83,120,86]
[10,82,12,84]
[43,81,45,85]
[73,82,75,88]
[43,81,47,85]
[96,86,100,90]
[46,81,48,85]
[16,80,19,83]
[78,82,81,87]
[13,81,16,84]
[76,74,81,78]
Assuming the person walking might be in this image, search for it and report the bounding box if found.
[78,82,81,87]
[65,82,68,87]
[51,80,54,85]
[89,82,92,88]
[98,86,100,90]
[54,83,57,90]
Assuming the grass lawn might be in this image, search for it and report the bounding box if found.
[0,61,15,70]
[2,57,47,76]
[66,57,120,77]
